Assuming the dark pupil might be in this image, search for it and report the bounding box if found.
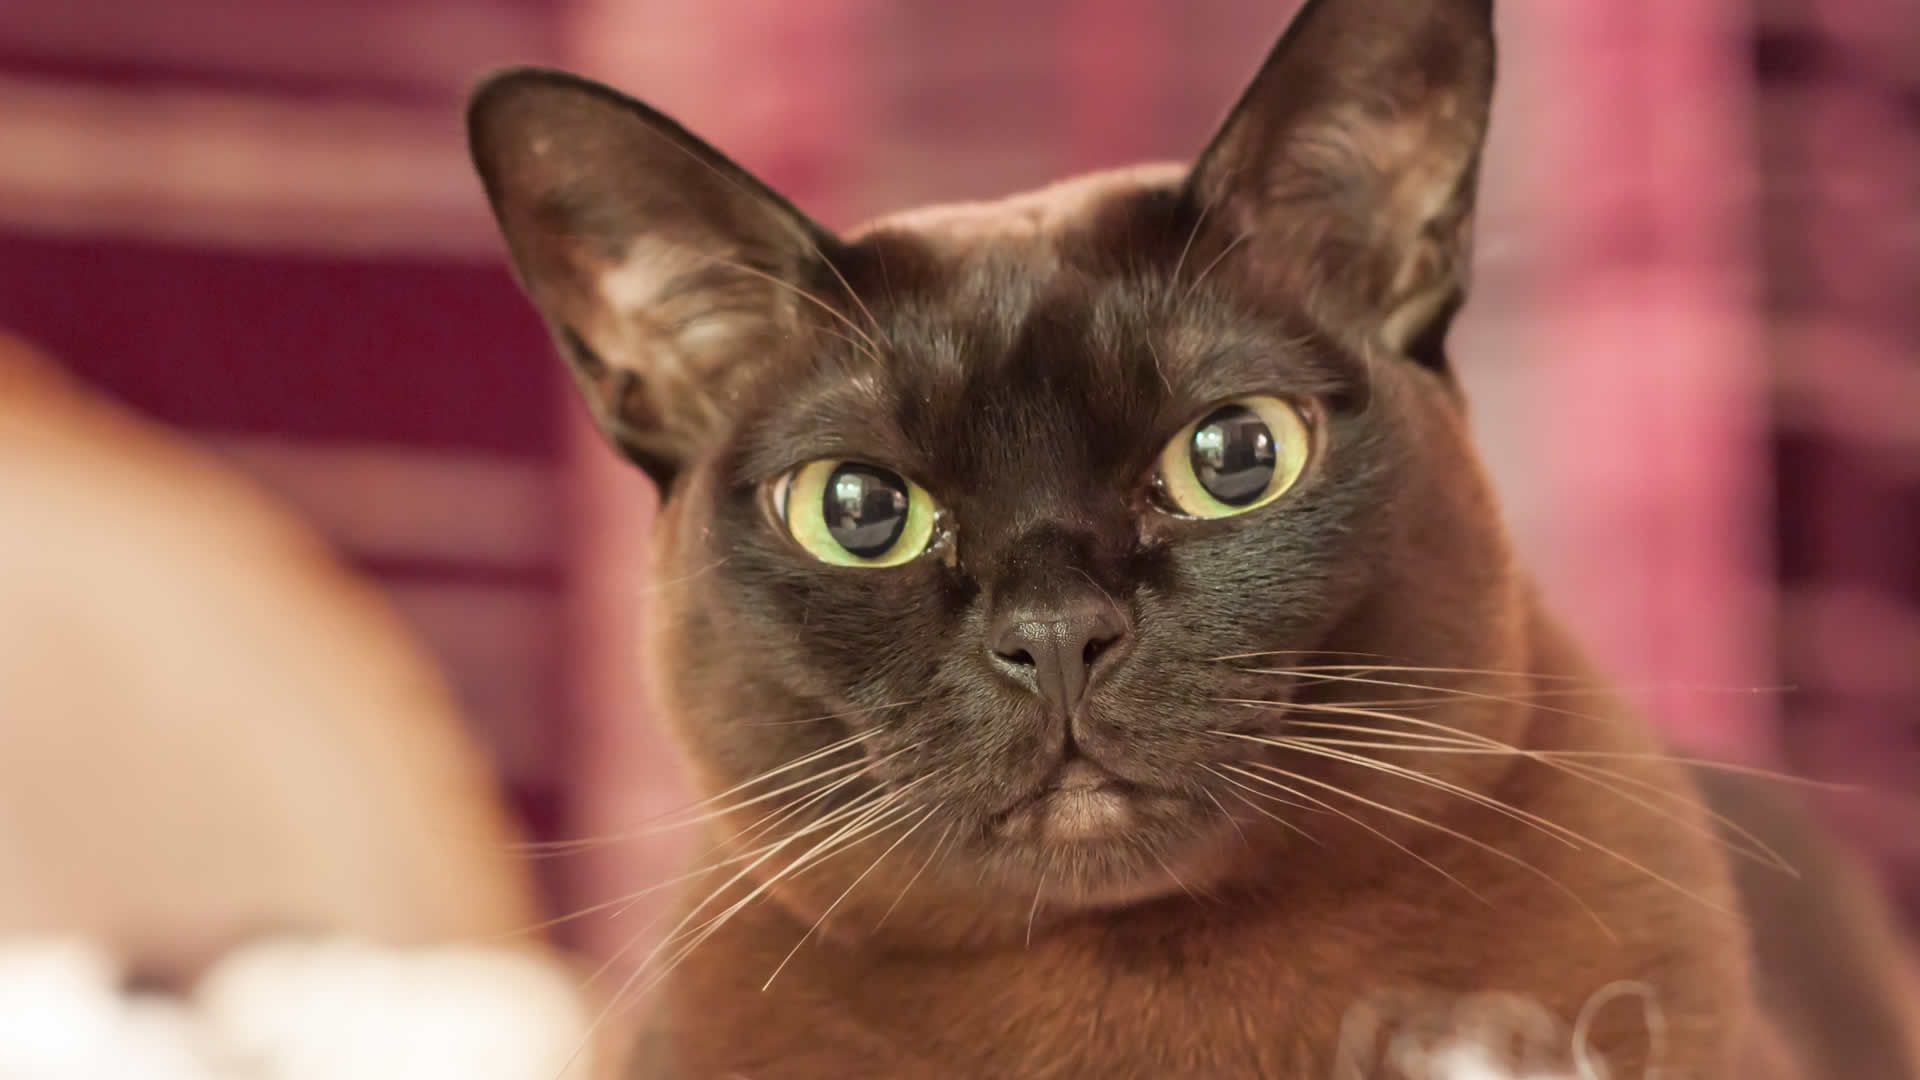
[822,463,910,557]
[1189,405,1277,507]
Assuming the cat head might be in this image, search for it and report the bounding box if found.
[470,0,1521,928]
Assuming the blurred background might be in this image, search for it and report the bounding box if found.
[0,0,1914,997]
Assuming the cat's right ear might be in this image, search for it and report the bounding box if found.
[1185,0,1495,372]
[467,69,839,490]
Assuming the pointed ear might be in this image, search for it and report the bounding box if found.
[467,68,840,489]
[1186,0,1495,370]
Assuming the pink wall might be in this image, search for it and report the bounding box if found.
[1532,0,1778,761]
[3,0,1912,959]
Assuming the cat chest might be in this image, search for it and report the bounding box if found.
[660,921,1718,1080]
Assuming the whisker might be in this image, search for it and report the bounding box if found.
[1293,730,1848,792]
[728,744,919,850]
[647,729,898,836]
[1229,674,1839,795]
[1211,779,1324,848]
[1221,699,1797,874]
[1219,764,1486,902]
[1144,336,1172,393]
[1183,230,1251,300]
[1248,665,1789,705]
[637,769,945,985]
[1026,860,1049,948]
[1149,848,1202,903]
[537,113,890,376]
[1260,716,1486,747]
[519,727,883,854]
[548,784,901,1080]
[814,325,889,365]
[1071,567,1129,630]
[1169,190,1213,287]
[721,749,921,864]
[636,790,930,1003]
[1527,752,1851,789]
[745,699,921,728]
[1272,737,1737,912]
[620,554,732,598]
[681,757,874,839]
[1227,762,1617,938]
[811,238,882,332]
[1223,732,1580,852]
[1552,759,1800,878]
[1204,767,1323,847]
[585,791,913,1053]
[1206,649,1396,664]
[1198,783,1251,847]
[762,807,935,990]
[701,252,884,364]
[874,821,955,932]
[724,769,868,851]
[498,856,730,940]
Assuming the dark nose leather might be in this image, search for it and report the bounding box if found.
[988,588,1130,716]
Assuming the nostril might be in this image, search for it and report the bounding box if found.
[995,646,1037,668]
[1082,635,1114,668]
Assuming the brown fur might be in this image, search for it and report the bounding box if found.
[466,1,1920,1075]
[631,336,1749,1078]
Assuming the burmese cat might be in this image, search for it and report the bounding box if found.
[0,335,538,986]
[467,0,1920,1075]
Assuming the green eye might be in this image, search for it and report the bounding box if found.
[776,460,938,567]
[1156,396,1312,518]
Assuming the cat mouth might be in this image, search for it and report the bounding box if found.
[992,760,1151,843]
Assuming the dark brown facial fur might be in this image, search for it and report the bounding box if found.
[468,1,1920,1076]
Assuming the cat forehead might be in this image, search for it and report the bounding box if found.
[830,160,1228,363]
[721,162,1364,482]
[848,163,1188,253]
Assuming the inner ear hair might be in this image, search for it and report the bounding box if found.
[466,67,841,492]
[1184,0,1496,373]
[1376,177,1479,365]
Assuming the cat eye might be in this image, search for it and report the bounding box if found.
[774,460,938,567]
[1155,396,1312,519]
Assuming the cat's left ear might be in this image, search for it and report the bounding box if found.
[1186,0,1495,371]
[467,68,840,490]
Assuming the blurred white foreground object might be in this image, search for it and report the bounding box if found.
[0,937,598,1080]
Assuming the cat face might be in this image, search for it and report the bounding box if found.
[471,0,1512,917]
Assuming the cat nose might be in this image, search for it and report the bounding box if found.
[988,591,1130,716]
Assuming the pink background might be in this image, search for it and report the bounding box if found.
[1,0,1912,968]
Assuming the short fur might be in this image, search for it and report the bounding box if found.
[467,1,1920,1076]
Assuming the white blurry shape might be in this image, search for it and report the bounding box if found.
[114,998,216,1080]
[1430,1041,1582,1080]
[0,939,209,1080]
[0,937,596,1080]
[198,939,595,1080]
[0,939,128,1075]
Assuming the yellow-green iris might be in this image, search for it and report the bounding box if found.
[1156,395,1311,518]
[780,459,938,567]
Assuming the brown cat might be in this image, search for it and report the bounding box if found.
[467,0,1920,1075]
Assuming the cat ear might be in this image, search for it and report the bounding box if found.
[467,69,840,489]
[1186,0,1495,370]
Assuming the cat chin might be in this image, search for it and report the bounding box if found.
[978,810,1243,911]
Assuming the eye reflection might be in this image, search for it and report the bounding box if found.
[1190,405,1278,507]
[779,459,938,567]
[1155,395,1311,518]
[823,464,910,558]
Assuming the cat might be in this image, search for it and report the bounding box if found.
[466,0,1920,1075]
[0,334,539,989]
